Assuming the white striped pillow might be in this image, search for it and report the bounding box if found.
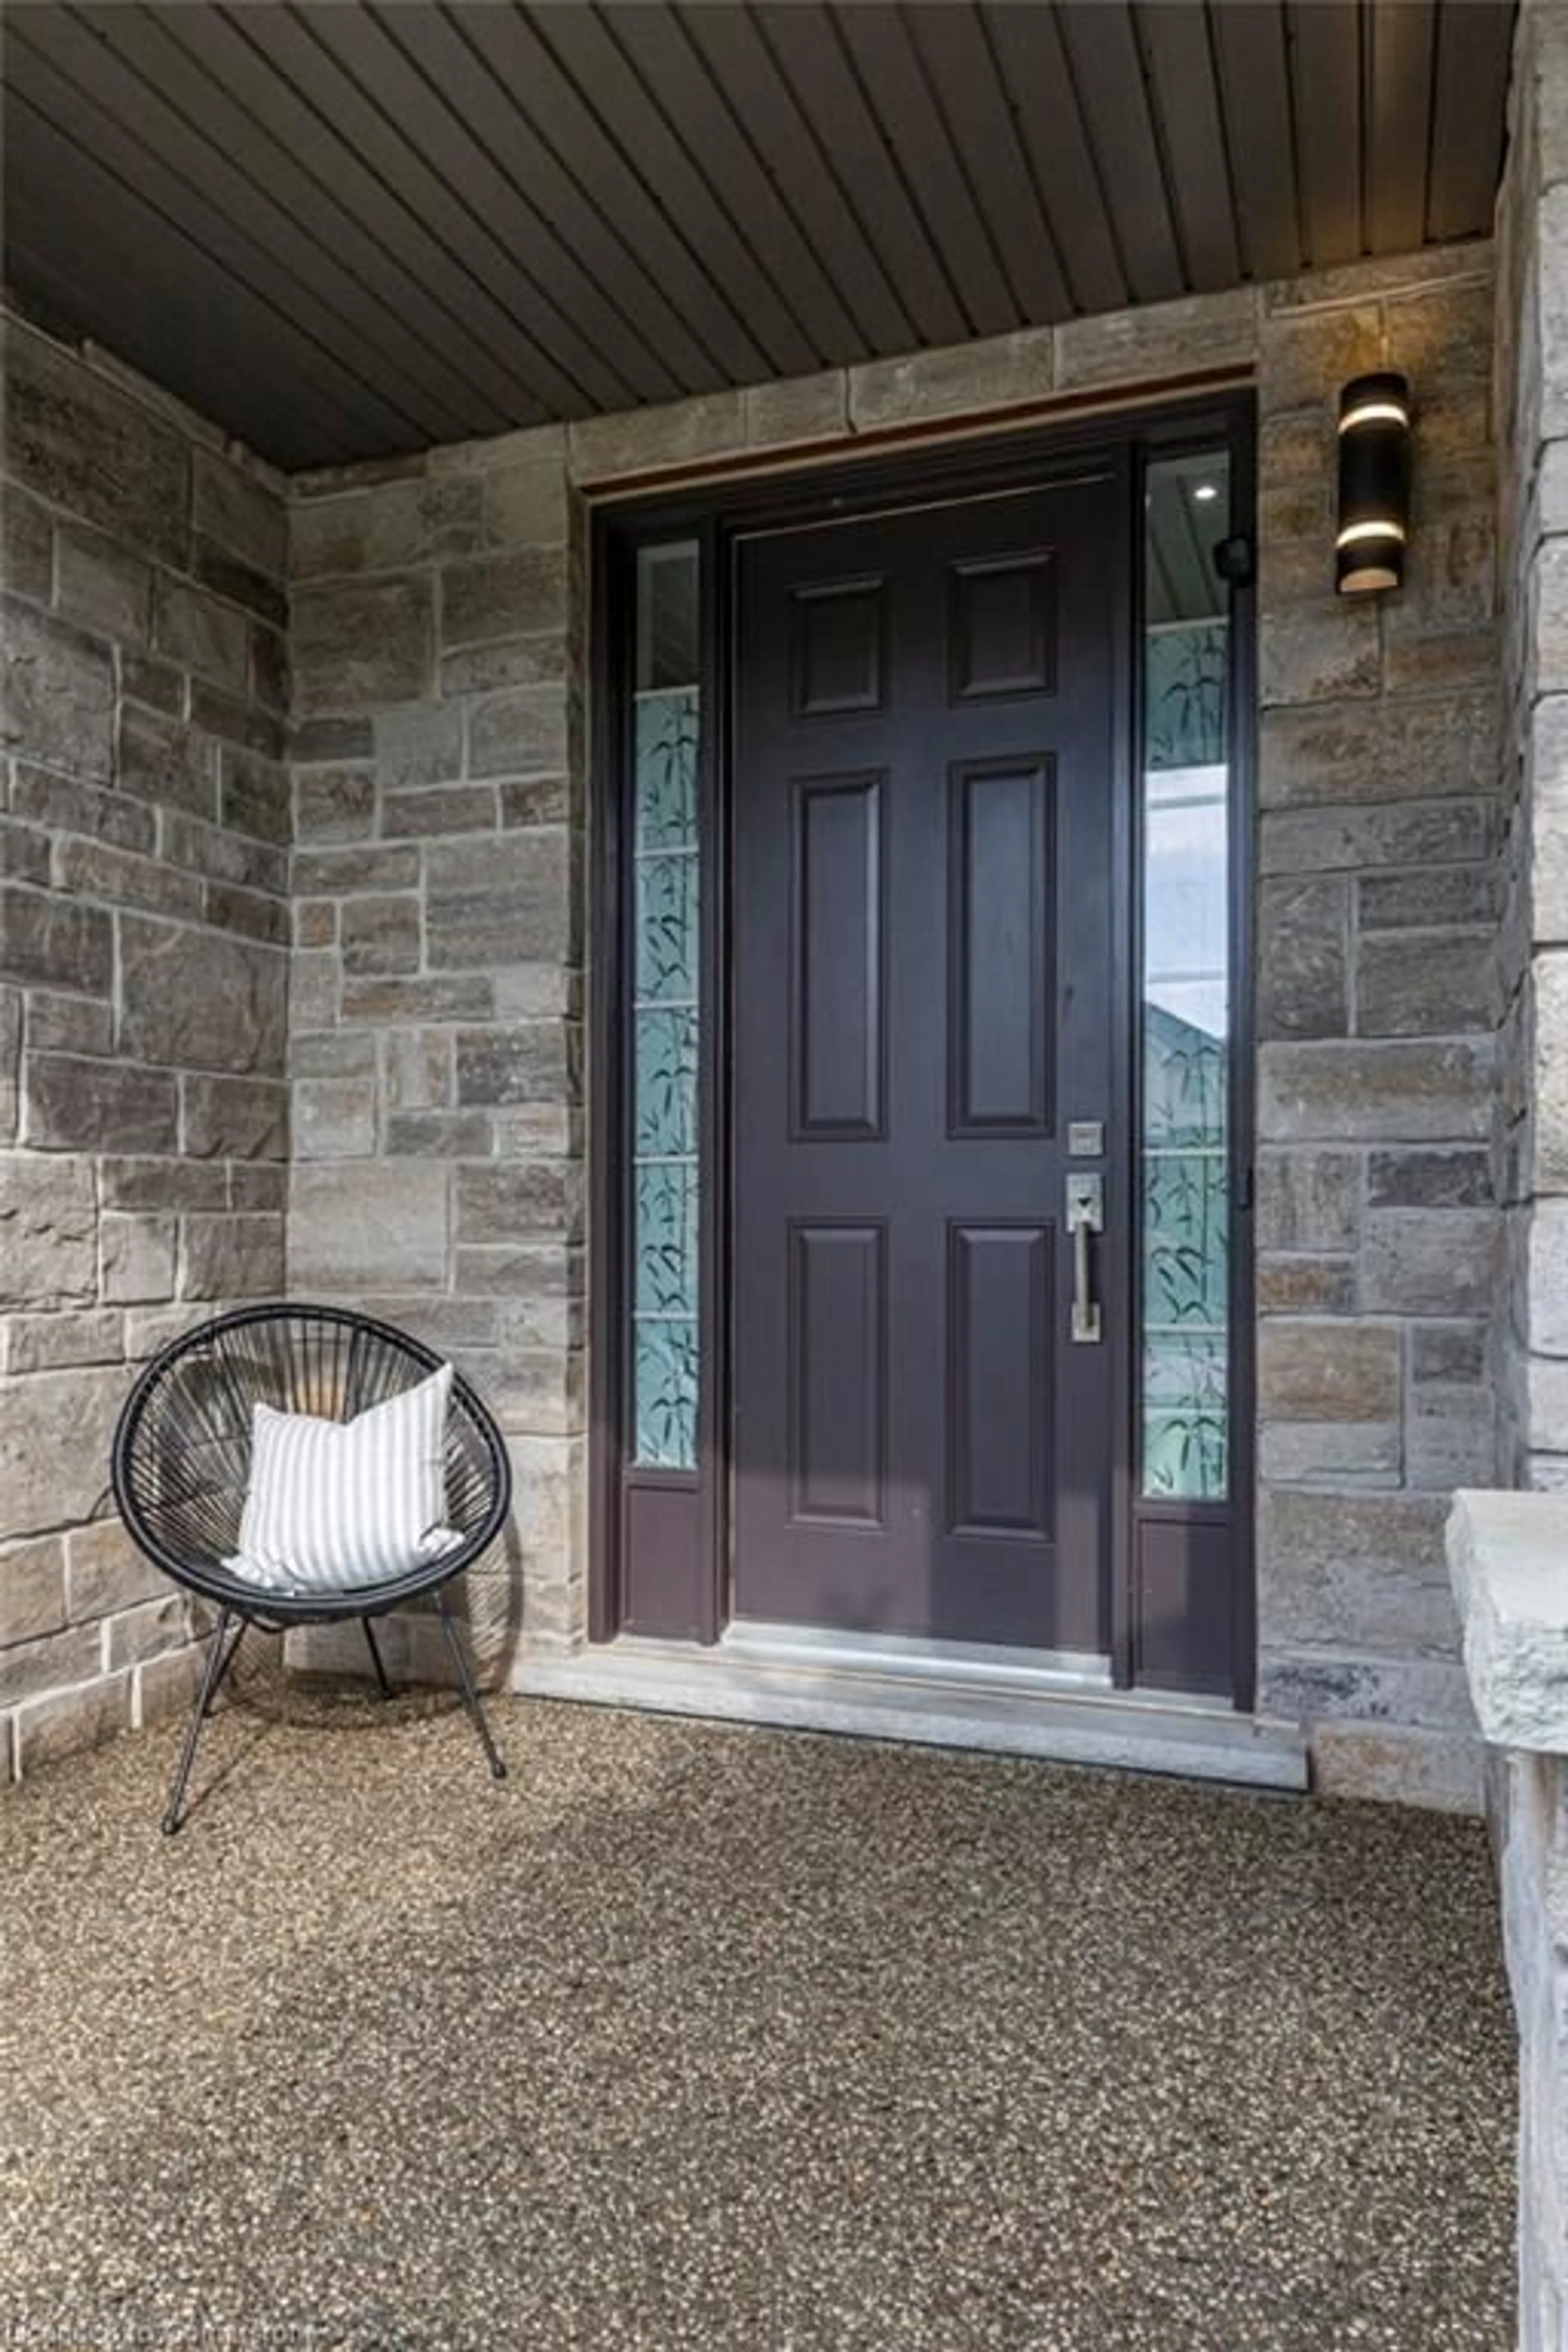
[227,1365,462,1594]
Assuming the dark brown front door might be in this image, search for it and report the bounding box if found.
[732,477,1124,1654]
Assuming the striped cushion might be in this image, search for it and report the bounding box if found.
[227,1365,461,1593]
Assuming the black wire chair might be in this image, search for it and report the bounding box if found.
[112,1301,513,1833]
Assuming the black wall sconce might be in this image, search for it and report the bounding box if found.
[1336,371,1412,595]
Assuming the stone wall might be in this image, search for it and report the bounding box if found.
[1252,259,1501,1809]
[287,249,1501,1803]
[1496,0,1568,1514]
[284,433,585,1668]
[1498,1746,1568,2342]
[0,315,290,1780]
[1449,1487,1568,2348]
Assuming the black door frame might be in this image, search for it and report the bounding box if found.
[588,392,1258,1706]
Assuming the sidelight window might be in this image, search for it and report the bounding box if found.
[630,543,701,1469]
[1140,454,1232,1501]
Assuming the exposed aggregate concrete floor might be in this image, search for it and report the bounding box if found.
[1,1688,1515,2352]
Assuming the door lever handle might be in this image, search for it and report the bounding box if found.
[1065,1174,1104,1345]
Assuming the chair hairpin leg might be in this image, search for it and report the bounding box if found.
[435,1592,507,1782]
[163,1608,245,1836]
[361,1617,393,1700]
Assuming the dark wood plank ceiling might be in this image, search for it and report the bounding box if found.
[1,0,1516,471]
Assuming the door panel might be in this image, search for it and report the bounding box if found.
[733,478,1122,1651]
[948,755,1053,1134]
[948,1222,1054,1539]
[789,1221,887,1526]
[793,773,885,1136]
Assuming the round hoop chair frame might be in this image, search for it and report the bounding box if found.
[112,1301,513,1832]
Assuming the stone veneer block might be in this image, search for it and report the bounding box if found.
[2,322,189,565]
[290,477,486,581]
[152,576,247,695]
[0,1154,96,1307]
[1260,1040,1493,1142]
[12,1672,132,1775]
[425,831,573,969]
[193,447,287,577]
[2,485,53,603]
[23,1056,179,1156]
[65,1517,165,1622]
[441,549,565,647]
[1256,1321,1402,1423]
[292,577,435,713]
[373,700,465,791]
[180,1211,283,1299]
[568,392,744,481]
[1259,1488,1458,1659]
[745,373,848,445]
[0,597,116,781]
[118,916,286,1075]
[483,450,569,551]
[1055,288,1256,388]
[290,1161,448,1291]
[182,1072,288,1161]
[0,1534,68,1648]
[1448,1491,1568,1748]
[1259,690,1497,808]
[0,1368,127,1539]
[55,523,153,645]
[849,330,1052,428]
[1260,798,1495,880]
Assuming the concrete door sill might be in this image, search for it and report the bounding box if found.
[512,1628,1309,1793]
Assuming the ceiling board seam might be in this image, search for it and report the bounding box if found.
[905,9,1031,330]
[289,1,633,411]
[3,238,359,469]
[419,36,690,401]
[138,3,542,433]
[1207,7,1255,285]
[1198,0,1248,286]
[444,4,731,393]
[970,4,1075,322]
[1279,2,1310,273]
[747,6,919,353]
[1127,2,1195,293]
[376,3,686,405]
[203,0,568,424]
[254,1,597,416]
[1051,7,1138,307]
[589,1,826,376]
[3,62,430,452]
[52,4,512,442]
[1356,0,1373,258]
[829,7,988,342]
[1421,1,1446,248]
[668,6,862,364]
[523,3,776,387]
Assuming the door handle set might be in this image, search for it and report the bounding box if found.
[1065,1172,1104,1345]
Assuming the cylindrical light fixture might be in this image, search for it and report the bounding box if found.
[1336,371,1412,595]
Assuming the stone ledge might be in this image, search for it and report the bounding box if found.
[1449,1490,1568,1748]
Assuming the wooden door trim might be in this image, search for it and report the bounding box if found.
[589,394,1257,1702]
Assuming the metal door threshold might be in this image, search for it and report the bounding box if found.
[512,1628,1309,1793]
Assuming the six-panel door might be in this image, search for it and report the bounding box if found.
[732,480,1122,1653]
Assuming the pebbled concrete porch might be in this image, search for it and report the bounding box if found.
[1,1694,1512,2350]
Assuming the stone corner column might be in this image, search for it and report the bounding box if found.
[1449,1489,1568,2348]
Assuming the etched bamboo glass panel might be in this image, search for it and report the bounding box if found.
[631,543,701,1468]
[1141,456,1232,1500]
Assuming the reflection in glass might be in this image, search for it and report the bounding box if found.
[631,546,700,1468]
[1142,457,1231,1499]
